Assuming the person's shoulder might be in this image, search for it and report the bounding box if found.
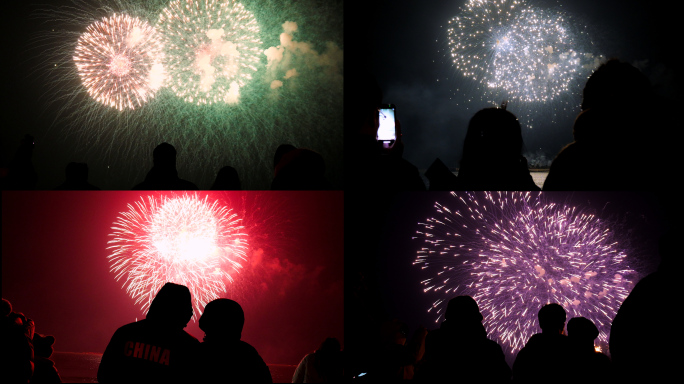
[179,330,200,345]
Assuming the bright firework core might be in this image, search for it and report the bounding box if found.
[74,13,165,110]
[448,0,595,103]
[414,192,637,358]
[157,0,262,105]
[108,194,248,320]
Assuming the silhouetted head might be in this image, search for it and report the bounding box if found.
[33,333,56,358]
[8,312,26,326]
[1,298,11,317]
[317,337,341,354]
[461,108,523,164]
[274,144,297,170]
[444,295,483,323]
[212,166,241,190]
[152,142,177,169]
[581,59,650,111]
[199,298,244,341]
[538,303,566,333]
[146,282,193,329]
[567,317,599,341]
[65,162,88,183]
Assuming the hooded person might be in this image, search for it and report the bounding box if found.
[97,282,200,383]
[197,298,272,383]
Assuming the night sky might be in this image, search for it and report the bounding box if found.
[1,0,343,190]
[2,191,344,366]
[355,0,679,171]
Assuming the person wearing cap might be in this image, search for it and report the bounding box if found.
[197,298,272,383]
[415,295,511,382]
[97,282,200,383]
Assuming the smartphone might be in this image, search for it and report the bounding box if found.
[377,104,396,145]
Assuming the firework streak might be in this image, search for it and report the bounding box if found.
[413,192,636,356]
[107,194,248,320]
[447,0,594,102]
[74,13,165,110]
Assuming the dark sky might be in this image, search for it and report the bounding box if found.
[2,191,344,365]
[361,0,679,171]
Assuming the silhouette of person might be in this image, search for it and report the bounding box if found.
[608,224,679,381]
[270,148,333,190]
[415,295,510,382]
[54,162,100,190]
[292,337,343,383]
[447,107,539,191]
[4,134,38,190]
[543,59,654,190]
[196,298,272,383]
[347,72,426,190]
[1,299,34,383]
[133,143,198,190]
[31,333,61,383]
[211,166,241,190]
[97,282,200,383]
[273,144,297,174]
[367,319,426,381]
[566,317,610,382]
[512,303,570,382]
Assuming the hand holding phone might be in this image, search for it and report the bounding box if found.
[377,104,396,147]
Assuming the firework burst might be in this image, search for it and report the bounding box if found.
[74,13,165,110]
[413,192,637,357]
[447,0,597,103]
[107,193,248,320]
[156,0,262,105]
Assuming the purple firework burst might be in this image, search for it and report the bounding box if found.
[413,191,637,357]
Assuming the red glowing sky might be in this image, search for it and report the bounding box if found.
[2,191,343,366]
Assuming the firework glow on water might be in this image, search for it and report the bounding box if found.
[107,193,248,320]
[413,192,637,357]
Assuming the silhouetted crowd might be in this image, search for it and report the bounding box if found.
[348,226,678,382]
[2,283,344,383]
[1,298,61,383]
[348,58,673,190]
[0,139,333,190]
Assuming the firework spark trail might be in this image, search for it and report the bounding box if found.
[74,13,165,110]
[107,194,248,320]
[413,192,636,357]
[30,0,343,189]
[156,0,262,105]
[447,0,598,103]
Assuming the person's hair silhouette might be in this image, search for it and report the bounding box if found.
[416,295,511,382]
[454,107,539,190]
[197,299,272,383]
[211,166,241,190]
[566,317,611,381]
[543,59,656,190]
